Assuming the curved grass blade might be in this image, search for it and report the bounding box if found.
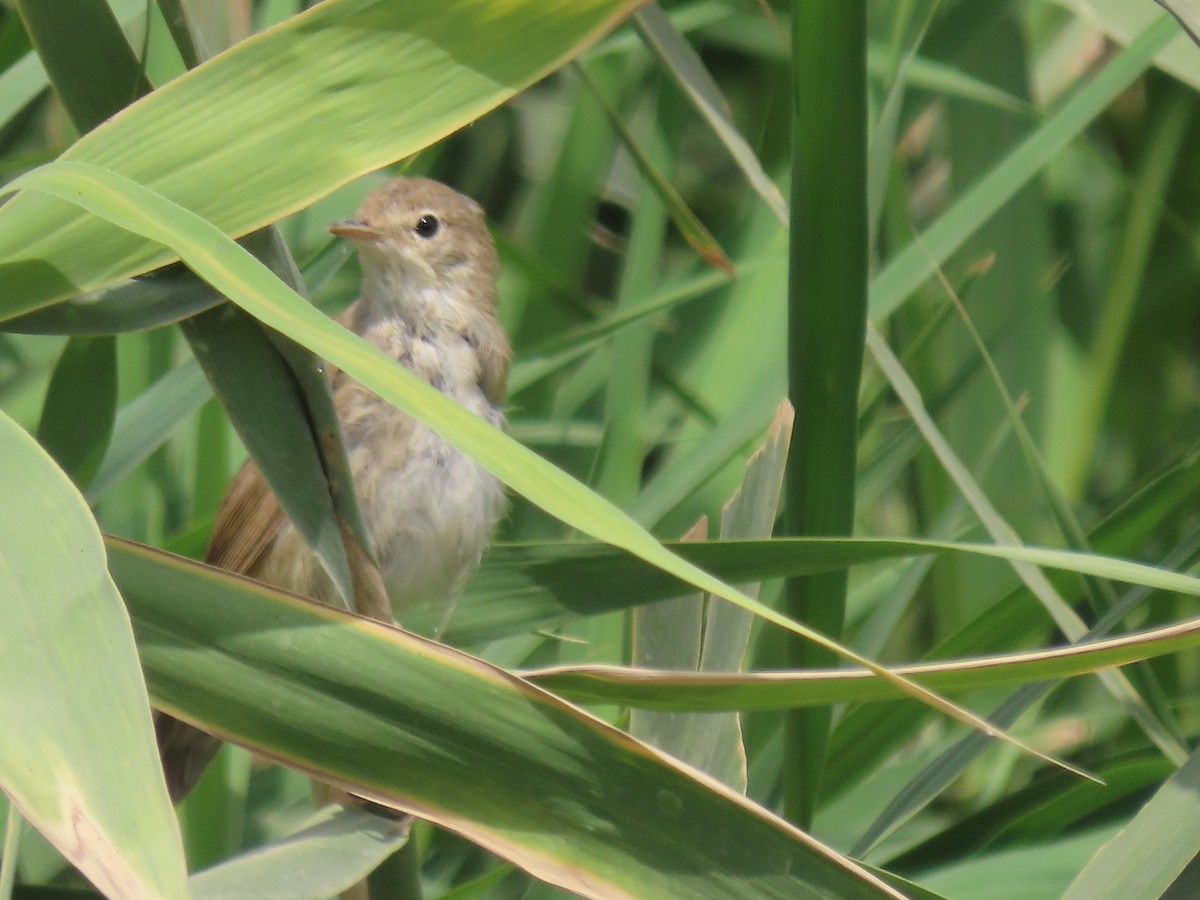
[524,611,1200,710]
[846,525,1200,859]
[0,273,224,335]
[446,532,1200,647]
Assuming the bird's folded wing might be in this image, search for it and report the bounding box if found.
[204,459,283,574]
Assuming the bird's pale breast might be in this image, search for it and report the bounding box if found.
[253,313,506,620]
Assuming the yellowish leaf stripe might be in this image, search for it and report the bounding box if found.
[526,611,1200,709]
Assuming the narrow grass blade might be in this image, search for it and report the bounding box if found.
[867,324,1188,764]
[575,64,734,273]
[846,527,1200,855]
[1062,88,1190,500]
[634,3,787,224]
[35,335,116,489]
[526,611,1200,710]
[592,81,670,506]
[869,14,1179,323]
[925,242,1188,752]
[823,513,1200,806]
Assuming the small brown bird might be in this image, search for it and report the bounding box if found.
[158,177,511,799]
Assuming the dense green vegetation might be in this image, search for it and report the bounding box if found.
[3,1,1200,897]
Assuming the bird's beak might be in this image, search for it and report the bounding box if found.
[329,219,386,242]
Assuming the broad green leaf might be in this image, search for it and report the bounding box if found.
[918,826,1120,900]
[0,0,651,319]
[180,304,355,608]
[1062,742,1200,899]
[26,0,366,615]
[688,401,793,789]
[629,518,708,769]
[0,0,148,134]
[189,805,410,900]
[108,536,900,900]
[0,410,187,899]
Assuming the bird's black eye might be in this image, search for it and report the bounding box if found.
[414,214,440,238]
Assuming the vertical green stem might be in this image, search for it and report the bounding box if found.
[785,2,868,828]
